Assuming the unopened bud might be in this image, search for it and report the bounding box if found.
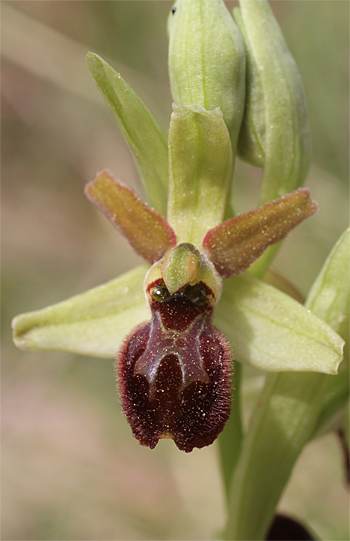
[233,0,311,204]
[168,0,245,149]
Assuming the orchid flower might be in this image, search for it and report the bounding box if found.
[12,1,348,538]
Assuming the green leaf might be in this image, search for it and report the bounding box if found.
[12,265,149,358]
[85,170,176,264]
[223,229,348,541]
[204,188,317,277]
[215,273,343,374]
[85,52,168,215]
[167,104,233,246]
[168,0,245,149]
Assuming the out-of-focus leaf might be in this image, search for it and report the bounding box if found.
[167,104,233,246]
[215,273,343,374]
[12,265,149,358]
[203,188,317,277]
[85,170,176,264]
[85,52,168,215]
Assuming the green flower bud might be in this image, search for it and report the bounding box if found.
[233,0,311,204]
[168,0,245,149]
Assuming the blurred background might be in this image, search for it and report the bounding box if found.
[2,1,349,539]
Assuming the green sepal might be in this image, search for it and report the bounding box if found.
[203,188,317,277]
[12,265,149,358]
[215,273,343,375]
[85,170,176,264]
[233,1,311,203]
[85,52,168,215]
[167,104,233,246]
[223,229,348,541]
[168,0,245,149]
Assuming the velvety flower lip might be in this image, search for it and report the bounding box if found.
[116,296,232,452]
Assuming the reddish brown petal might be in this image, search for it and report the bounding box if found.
[85,170,176,264]
[203,188,317,277]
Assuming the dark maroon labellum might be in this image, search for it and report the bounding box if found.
[117,279,232,452]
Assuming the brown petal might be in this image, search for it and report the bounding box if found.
[203,188,317,277]
[85,170,176,264]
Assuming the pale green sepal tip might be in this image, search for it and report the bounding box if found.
[215,273,344,375]
[85,52,168,216]
[12,265,150,358]
[167,104,233,247]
